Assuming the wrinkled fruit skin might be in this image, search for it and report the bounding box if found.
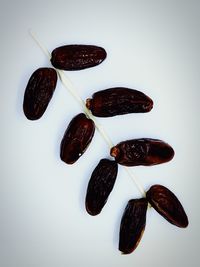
[119,198,148,254]
[23,68,57,120]
[51,45,107,70]
[110,138,174,166]
[86,88,153,117]
[85,159,118,216]
[146,184,188,228]
[60,113,95,164]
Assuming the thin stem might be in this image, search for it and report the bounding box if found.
[29,29,146,197]
[124,167,146,197]
[29,29,51,59]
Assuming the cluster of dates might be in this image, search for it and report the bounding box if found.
[23,44,188,254]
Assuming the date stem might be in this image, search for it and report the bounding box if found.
[29,29,51,60]
[124,167,146,197]
[29,29,146,197]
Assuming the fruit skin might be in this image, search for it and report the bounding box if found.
[110,138,174,166]
[119,198,148,254]
[51,44,107,70]
[23,68,57,120]
[146,184,189,228]
[85,159,118,216]
[60,113,95,164]
[86,87,153,117]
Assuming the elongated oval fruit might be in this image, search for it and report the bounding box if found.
[86,88,153,117]
[110,138,174,166]
[85,159,118,216]
[23,68,57,120]
[146,184,188,228]
[119,198,148,254]
[51,45,107,70]
[60,113,95,164]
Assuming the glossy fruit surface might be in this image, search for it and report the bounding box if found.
[111,138,174,166]
[51,44,106,70]
[23,68,57,120]
[60,113,95,164]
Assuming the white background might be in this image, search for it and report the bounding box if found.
[1,0,200,266]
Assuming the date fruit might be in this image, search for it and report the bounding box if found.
[60,113,95,164]
[51,45,107,70]
[23,68,57,120]
[110,138,174,166]
[119,198,148,254]
[146,184,188,228]
[85,159,118,215]
[86,87,153,117]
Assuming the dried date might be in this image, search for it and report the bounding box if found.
[60,113,95,164]
[119,198,148,254]
[146,184,188,228]
[110,138,174,166]
[85,159,118,215]
[23,68,57,120]
[51,45,107,70]
[86,87,153,117]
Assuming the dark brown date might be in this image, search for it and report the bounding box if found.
[60,113,95,164]
[85,159,118,216]
[23,68,57,120]
[119,198,148,254]
[51,45,107,70]
[110,138,174,166]
[86,88,153,117]
[146,184,188,228]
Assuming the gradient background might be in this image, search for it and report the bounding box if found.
[1,0,200,266]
